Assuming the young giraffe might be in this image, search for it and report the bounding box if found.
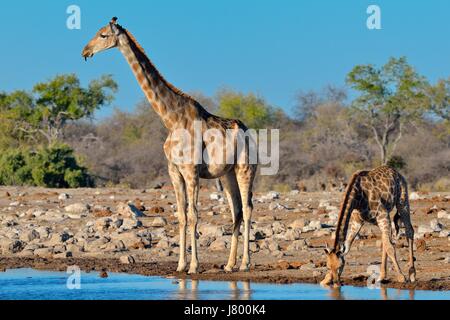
[82,18,257,274]
[320,165,416,287]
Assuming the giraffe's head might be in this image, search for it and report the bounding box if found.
[82,17,124,60]
[321,244,345,287]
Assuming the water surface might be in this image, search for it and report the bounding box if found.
[0,269,448,300]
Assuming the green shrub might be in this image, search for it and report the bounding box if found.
[0,145,93,188]
[0,149,33,186]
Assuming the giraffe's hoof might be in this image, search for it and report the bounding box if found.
[409,268,416,283]
[239,265,250,272]
[397,275,407,283]
[176,265,187,273]
[224,265,234,273]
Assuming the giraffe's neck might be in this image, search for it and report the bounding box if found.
[117,31,189,130]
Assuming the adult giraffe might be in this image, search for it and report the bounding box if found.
[82,17,257,274]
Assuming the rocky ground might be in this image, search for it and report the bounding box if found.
[0,186,449,291]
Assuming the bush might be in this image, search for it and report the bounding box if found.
[0,145,93,188]
[0,149,33,186]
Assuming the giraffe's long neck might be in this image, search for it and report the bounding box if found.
[117,31,189,130]
[333,173,360,250]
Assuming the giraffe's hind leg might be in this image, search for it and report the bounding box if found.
[377,211,406,283]
[221,171,243,272]
[235,164,257,272]
[397,204,416,282]
[168,163,188,272]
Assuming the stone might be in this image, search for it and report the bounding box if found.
[9,240,26,253]
[210,193,222,201]
[268,242,280,252]
[272,221,286,234]
[93,206,113,218]
[209,239,227,251]
[430,219,443,232]
[149,206,165,214]
[418,225,434,234]
[437,210,450,220]
[115,232,146,249]
[409,192,422,200]
[290,219,309,229]
[199,224,224,237]
[151,217,168,227]
[116,202,144,218]
[120,255,136,264]
[58,193,70,201]
[439,230,450,238]
[34,247,53,258]
[19,229,40,242]
[287,239,308,251]
[260,191,280,201]
[65,203,90,214]
[279,228,301,241]
[121,218,142,230]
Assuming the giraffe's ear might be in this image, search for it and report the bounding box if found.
[109,17,120,35]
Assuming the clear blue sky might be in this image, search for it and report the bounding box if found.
[1,0,450,119]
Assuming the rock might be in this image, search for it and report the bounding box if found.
[276,260,291,270]
[314,229,331,237]
[272,221,286,234]
[9,201,21,207]
[151,217,168,227]
[199,224,224,237]
[19,229,40,242]
[65,203,90,214]
[268,242,280,252]
[148,206,165,214]
[119,255,136,264]
[416,239,426,252]
[418,225,434,234]
[95,218,112,231]
[409,192,422,200]
[93,206,113,218]
[290,219,309,229]
[156,238,171,249]
[439,230,450,238]
[58,193,70,201]
[437,210,450,220]
[300,263,315,271]
[116,202,144,218]
[287,239,308,251]
[34,247,53,258]
[115,232,147,249]
[260,191,280,201]
[121,218,142,230]
[209,239,228,251]
[9,240,26,253]
[278,228,301,241]
[268,203,288,211]
[430,219,443,232]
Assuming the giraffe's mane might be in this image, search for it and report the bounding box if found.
[122,28,197,102]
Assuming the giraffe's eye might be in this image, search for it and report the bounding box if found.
[100,34,108,39]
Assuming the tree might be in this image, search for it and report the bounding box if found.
[216,89,274,129]
[1,74,117,146]
[346,57,427,164]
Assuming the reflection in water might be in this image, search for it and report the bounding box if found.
[328,287,344,300]
[175,279,252,300]
[229,281,252,300]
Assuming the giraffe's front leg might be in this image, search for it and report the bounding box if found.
[343,211,364,256]
[185,171,200,275]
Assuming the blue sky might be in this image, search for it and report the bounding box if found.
[1,0,450,118]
